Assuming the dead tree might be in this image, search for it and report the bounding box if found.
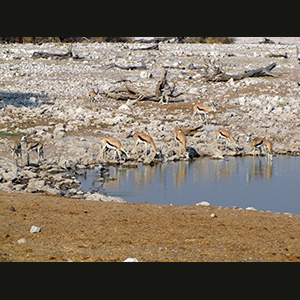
[132,44,159,51]
[155,68,175,103]
[259,37,276,44]
[268,53,288,59]
[200,59,277,82]
[103,60,147,71]
[32,46,84,60]
[105,67,183,103]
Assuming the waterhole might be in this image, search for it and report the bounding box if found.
[77,156,300,214]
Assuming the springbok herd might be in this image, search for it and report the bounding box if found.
[8,101,273,167]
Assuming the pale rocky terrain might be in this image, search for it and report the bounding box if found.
[0,39,299,198]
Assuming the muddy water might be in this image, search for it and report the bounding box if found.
[77,156,300,214]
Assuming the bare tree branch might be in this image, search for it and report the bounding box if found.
[200,60,277,82]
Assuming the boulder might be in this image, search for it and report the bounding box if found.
[17,238,27,244]
[196,201,210,206]
[85,192,126,203]
[25,179,46,193]
[140,70,152,79]
[30,225,41,233]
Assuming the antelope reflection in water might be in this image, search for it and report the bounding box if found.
[246,156,273,184]
[82,157,273,198]
[173,160,189,187]
[103,163,163,191]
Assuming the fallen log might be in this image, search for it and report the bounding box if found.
[268,53,288,59]
[133,37,173,43]
[107,85,157,102]
[132,44,159,51]
[105,68,183,103]
[104,60,147,70]
[201,60,277,82]
[32,50,84,60]
[259,37,276,44]
[124,84,155,101]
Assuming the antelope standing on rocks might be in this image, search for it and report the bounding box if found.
[174,127,189,158]
[132,132,160,157]
[100,136,129,161]
[9,141,22,165]
[21,136,44,165]
[216,129,238,150]
[193,103,216,125]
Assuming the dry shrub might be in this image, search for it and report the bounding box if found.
[183,37,234,44]
[204,37,234,44]
[95,37,133,43]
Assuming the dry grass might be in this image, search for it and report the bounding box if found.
[184,37,235,44]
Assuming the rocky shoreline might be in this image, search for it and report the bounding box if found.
[0,41,299,201]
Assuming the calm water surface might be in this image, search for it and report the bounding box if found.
[78,156,300,214]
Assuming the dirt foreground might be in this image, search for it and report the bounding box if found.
[1,190,299,262]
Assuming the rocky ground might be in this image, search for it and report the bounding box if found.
[0,39,299,197]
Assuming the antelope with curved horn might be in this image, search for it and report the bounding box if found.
[100,136,129,161]
[193,103,216,125]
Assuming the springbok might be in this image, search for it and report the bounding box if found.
[21,136,44,165]
[132,132,160,157]
[174,127,189,158]
[216,129,239,151]
[100,136,129,161]
[246,135,273,160]
[9,141,22,165]
[193,103,216,125]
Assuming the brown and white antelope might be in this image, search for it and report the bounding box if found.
[174,127,189,158]
[132,132,160,157]
[21,136,44,165]
[178,125,204,136]
[262,138,273,161]
[216,129,238,151]
[100,136,129,161]
[193,103,216,125]
[9,141,22,165]
[246,135,273,160]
